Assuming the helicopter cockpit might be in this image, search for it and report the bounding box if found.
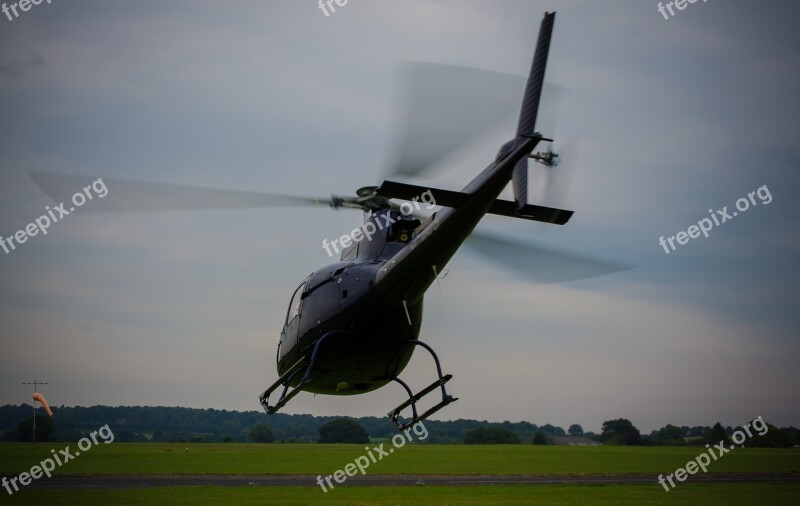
[341,209,422,262]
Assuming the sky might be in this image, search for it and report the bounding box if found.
[1,0,798,434]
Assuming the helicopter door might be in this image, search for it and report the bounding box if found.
[279,281,306,361]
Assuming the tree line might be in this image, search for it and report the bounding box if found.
[1,404,797,447]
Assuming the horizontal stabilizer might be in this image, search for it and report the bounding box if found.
[375,180,572,225]
[486,199,572,225]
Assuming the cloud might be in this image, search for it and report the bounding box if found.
[0,53,45,76]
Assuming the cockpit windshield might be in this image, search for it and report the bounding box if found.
[285,282,305,324]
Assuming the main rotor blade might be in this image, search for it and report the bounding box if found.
[387,62,568,179]
[465,230,631,284]
[387,62,526,177]
[28,172,330,212]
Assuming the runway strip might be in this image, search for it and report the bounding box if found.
[9,472,800,489]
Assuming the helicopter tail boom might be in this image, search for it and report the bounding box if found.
[375,180,572,225]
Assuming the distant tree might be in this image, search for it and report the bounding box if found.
[285,423,315,442]
[745,423,794,448]
[249,423,274,443]
[532,430,549,445]
[463,427,520,444]
[116,429,138,443]
[538,424,566,436]
[18,415,54,443]
[781,426,800,446]
[222,420,242,437]
[600,418,642,445]
[653,424,685,446]
[701,423,730,446]
[127,430,140,442]
[568,424,584,436]
[687,426,709,438]
[222,436,233,443]
[157,431,177,443]
[54,428,84,442]
[318,418,369,444]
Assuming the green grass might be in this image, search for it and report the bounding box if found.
[3,484,800,505]
[1,443,799,475]
[2,444,798,505]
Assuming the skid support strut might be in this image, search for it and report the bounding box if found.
[259,330,346,414]
[387,340,457,430]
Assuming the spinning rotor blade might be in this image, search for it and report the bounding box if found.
[465,230,631,284]
[28,63,574,215]
[387,62,526,177]
[535,83,566,144]
[528,84,580,211]
[387,59,569,179]
[543,133,580,208]
[28,172,332,212]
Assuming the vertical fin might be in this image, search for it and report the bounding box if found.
[513,11,556,211]
[516,11,556,139]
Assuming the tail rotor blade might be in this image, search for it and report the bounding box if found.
[542,133,580,208]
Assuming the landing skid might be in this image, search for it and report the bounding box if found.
[258,357,307,414]
[387,340,458,430]
[259,330,345,414]
[260,335,457,430]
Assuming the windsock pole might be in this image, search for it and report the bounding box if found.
[22,381,49,446]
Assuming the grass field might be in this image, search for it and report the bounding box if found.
[4,484,800,505]
[2,444,798,504]
[2,442,799,475]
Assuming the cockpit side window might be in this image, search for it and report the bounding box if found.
[286,282,305,324]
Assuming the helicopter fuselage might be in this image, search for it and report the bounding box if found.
[275,136,540,395]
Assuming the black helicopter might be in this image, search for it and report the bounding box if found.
[260,11,573,430]
[29,11,623,430]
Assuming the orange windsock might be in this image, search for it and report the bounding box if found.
[32,392,54,417]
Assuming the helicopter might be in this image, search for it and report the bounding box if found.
[29,11,625,430]
[260,10,572,430]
